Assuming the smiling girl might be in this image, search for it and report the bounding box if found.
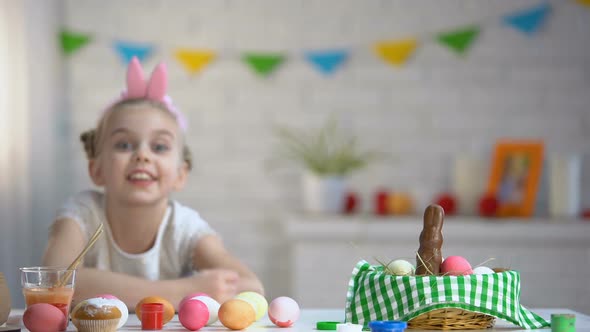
[42,57,263,310]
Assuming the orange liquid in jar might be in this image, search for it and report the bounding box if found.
[23,287,74,331]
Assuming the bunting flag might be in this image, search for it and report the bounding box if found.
[374,39,418,67]
[503,3,552,36]
[242,53,285,77]
[304,49,349,75]
[58,1,582,76]
[60,30,91,55]
[174,49,216,74]
[113,41,155,64]
[437,26,480,55]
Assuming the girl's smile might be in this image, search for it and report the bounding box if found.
[127,169,157,187]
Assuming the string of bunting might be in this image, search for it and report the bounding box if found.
[59,2,586,78]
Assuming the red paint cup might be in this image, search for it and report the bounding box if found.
[141,303,164,330]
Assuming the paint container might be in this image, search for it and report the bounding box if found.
[551,314,575,332]
[141,303,164,330]
[368,320,407,332]
[336,322,363,332]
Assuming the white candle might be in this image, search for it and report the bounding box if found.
[549,154,581,218]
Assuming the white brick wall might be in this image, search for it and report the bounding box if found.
[61,0,590,302]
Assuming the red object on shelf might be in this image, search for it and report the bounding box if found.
[343,191,359,214]
[435,193,457,215]
[478,193,499,217]
[582,209,590,219]
[374,190,389,216]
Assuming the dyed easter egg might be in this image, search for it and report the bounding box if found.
[387,259,415,276]
[218,299,256,330]
[179,299,209,331]
[235,291,268,321]
[473,266,495,275]
[179,292,207,309]
[268,296,300,327]
[135,296,175,324]
[193,295,220,325]
[440,256,473,276]
[23,303,67,332]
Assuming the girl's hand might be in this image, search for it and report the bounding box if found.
[189,268,240,303]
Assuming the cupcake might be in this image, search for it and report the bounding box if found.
[71,298,122,332]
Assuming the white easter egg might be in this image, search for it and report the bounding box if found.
[268,296,300,327]
[193,295,220,325]
[473,266,495,275]
[387,259,415,276]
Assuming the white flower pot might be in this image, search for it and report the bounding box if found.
[302,172,347,214]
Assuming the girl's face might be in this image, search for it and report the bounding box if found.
[89,105,188,206]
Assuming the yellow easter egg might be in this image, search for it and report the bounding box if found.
[387,192,414,215]
[235,291,268,321]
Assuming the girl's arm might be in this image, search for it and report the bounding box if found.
[192,235,265,297]
[42,218,200,309]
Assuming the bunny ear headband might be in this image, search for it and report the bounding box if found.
[107,56,188,131]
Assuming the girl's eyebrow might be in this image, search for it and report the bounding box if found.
[153,129,175,139]
[110,128,175,138]
[110,128,132,136]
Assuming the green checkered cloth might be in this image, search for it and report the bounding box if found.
[345,260,550,329]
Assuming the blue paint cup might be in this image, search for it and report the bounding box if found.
[368,320,407,332]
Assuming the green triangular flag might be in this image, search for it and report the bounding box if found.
[437,26,480,55]
[242,53,285,77]
[60,30,91,55]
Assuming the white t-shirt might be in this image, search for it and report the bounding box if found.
[55,190,216,280]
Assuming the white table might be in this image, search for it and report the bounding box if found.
[6,308,590,331]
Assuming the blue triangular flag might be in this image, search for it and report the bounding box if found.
[114,41,154,64]
[503,3,551,36]
[304,49,349,75]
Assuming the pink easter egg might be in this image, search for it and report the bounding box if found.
[179,292,208,309]
[179,299,209,331]
[95,293,119,300]
[268,296,300,327]
[441,256,473,276]
[23,303,67,332]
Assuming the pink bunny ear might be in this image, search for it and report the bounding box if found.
[126,57,147,98]
[146,62,167,101]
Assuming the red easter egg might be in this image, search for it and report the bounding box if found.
[435,193,457,215]
[441,256,473,276]
[581,209,590,219]
[23,303,67,332]
[478,193,498,217]
[179,299,209,331]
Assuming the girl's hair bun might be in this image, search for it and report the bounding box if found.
[80,130,97,159]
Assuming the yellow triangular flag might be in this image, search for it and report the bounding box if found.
[174,49,216,74]
[374,39,418,67]
[576,0,590,6]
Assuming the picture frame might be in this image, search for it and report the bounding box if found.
[487,140,544,217]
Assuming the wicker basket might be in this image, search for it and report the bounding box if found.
[408,308,495,330]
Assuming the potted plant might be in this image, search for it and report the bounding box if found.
[272,118,377,214]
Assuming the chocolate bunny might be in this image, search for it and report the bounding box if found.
[415,204,444,275]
